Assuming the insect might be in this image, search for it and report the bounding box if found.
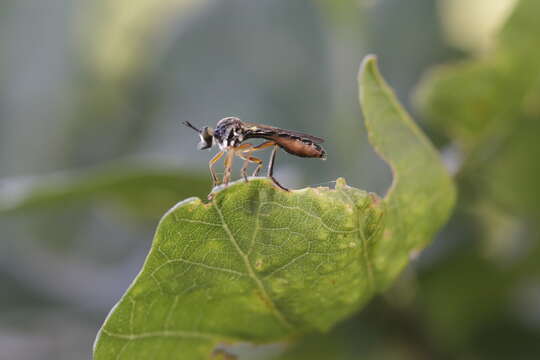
[182,116,326,191]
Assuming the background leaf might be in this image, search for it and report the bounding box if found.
[411,0,540,357]
[0,161,207,219]
[416,0,540,220]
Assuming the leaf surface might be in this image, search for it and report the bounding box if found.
[360,56,456,289]
[94,57,455,359]
[94,178,384,359]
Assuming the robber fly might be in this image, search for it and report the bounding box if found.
[183,116,326,191]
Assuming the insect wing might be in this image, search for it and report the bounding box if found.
[280,129,325,144]
[243,122,325,143]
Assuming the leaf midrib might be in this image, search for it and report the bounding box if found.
[213,199,293,330]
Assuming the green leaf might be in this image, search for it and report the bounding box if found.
[360,56,456,289]
[93,56,455,359]
[0,162,208,219]
[94,178,384,358]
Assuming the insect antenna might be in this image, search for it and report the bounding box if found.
[182,121,201,133]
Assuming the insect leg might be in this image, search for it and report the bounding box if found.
[235,143,254,151]
[237,152,263,182]
[244,141,275,152]
[209,151,224,186]
[242,141,274,176]
[234,143,254,182]
[252,158,262,177]
[240,152,251,182]
[267,145,288,191]
[222,150,235,186]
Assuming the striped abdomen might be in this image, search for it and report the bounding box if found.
[269,135,326,158]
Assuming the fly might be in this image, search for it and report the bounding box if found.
[182,116,326,191]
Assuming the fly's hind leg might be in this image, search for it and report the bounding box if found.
[268,145,288,191]
[241,141,275,177]
[251,157,263,177]
[233,143,254,182]
[237,152,263,182]
[240,155,251,182]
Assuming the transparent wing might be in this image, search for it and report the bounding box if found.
[243,122,325,143]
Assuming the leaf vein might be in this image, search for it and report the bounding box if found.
[339,189,375,290]
[151,258,247,278]
[213,200,293,330]
[264,251,310,279]
[248,201,263,256]
[261,201,359,233]
[174,215,222,227]
[102,328,218,341]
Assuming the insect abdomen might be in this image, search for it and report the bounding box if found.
[270,135,326,158]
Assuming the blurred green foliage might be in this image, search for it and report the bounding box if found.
[2,0,539,359]
[412,0,540,358]
[418,0,540,220]
[0,162,207,219]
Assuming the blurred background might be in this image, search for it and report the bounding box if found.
[1,0,539,359]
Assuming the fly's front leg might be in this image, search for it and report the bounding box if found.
[209,151,224,186]
[222,150,235,186]
[268,145,288,191]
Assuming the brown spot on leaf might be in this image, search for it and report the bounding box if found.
[369,193,382,206]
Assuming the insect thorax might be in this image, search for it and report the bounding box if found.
[214,117,246,149]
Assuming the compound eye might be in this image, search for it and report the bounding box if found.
[201,127,213,141]
[197,127,213,150]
